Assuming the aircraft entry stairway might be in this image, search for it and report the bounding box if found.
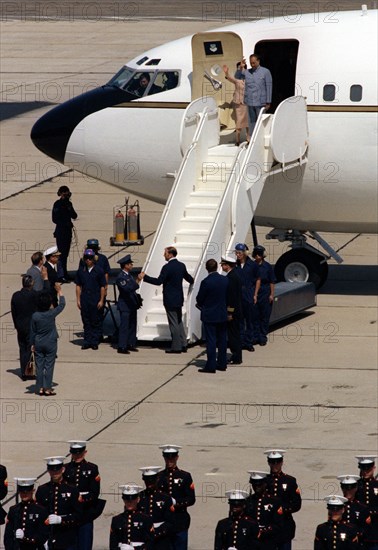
[137,95,309,343]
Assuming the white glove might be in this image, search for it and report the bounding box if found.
[119,545,133,550]
[44,542,49,550]
[171,497,176,505]
[48,514,62,525]
[15,529,24,539]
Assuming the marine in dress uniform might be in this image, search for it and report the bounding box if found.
[63,441,105,550]
[196,259,229,373]
[234,243,260,351]
[245,471,285,550]
[116,255,142,354]
[214,489,260,550]
[252,245,275,346]
[109,484,154,550]
[141,246,194,353]
[52,186,77,280]
[156,445,195,550]
[355,456,378,549]
[0,463,8,525]
[75,249,106,350]
[314,495,360,549]
[265,449,302,550]
[337,475,372,546]
[138,466,175,550]
[4,477,49,550]
[35,457,82,550]
[220,256,243,365]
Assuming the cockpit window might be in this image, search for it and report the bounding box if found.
[108,67,180,97]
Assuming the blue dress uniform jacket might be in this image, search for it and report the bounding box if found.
[243,65,273,106]
[35,481,82,548]
[63,459,102,523]
[139,488,175,549]
[157,467,195,532]
[235,257,259,304]
[314,520,360,549]
[214,514,261,550]
[342,499,371,544]
[116,271,140,311]
[4,500,49,549]
[143,259,194,310]
[356,477,378,544]
[196,273,228,324]
[109,510,154,549]
[75,264,106,347]
[0,464,7,525]
[245,493,285,549]
[266,471,302,542]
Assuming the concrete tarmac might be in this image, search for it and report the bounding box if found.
[1,7,377,549]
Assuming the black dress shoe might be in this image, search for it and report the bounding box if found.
[165,350,181,354]
[91,345,98,350]
[128,347,139,352]
[198,368,216,373]
[181,347,188,353]
[81,344,91,350]
[117,348,130,354]
[229,360,242,365]
[21,374,27,381]
[216,367,227,371]
[242,346,255,352]
[259,341,267,346]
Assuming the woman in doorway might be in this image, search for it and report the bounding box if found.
[223,62,250,146]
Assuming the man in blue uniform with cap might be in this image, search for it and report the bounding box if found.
[116,255,143,354]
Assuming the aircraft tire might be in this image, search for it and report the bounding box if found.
[274,249,328,290]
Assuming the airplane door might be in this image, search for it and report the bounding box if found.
[191,32,243,132]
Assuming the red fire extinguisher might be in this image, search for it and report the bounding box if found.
[127,207,138,241]
[114,210,125,243]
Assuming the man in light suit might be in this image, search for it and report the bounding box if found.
[26,251,45,291]
[141,246,194,354]
[116,254,142,354]
[239,54,273,136]
[196,259,228,373]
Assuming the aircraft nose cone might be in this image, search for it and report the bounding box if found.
[31,85,131,164]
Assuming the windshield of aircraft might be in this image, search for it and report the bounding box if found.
[108,67,179,97]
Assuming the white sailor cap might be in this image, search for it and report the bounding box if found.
[139,466,162,477]
[68,440,87,454]
[264,449,286,461]
[220,255,237,265]
[45,456,65,470]
[159,444,182,455]
[44,246,60,257]
[14,477,37,491]
[248,470,269,481]
[356,455,376,468]
[120,484,143,499]
[337,475,360,486]
[225,489,249,502]
[324,495,348,508]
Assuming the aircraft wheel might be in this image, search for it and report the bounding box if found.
[274,249,328,290]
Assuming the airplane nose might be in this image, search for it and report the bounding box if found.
[31,85,132,164]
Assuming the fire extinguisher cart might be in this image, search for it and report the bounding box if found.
[110,197,144,247]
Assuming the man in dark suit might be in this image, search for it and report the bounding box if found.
[220,256,243,365]
[116,254,143,354]
[141,246,194,354]
[195,259,228,373]
[11,274,50,380]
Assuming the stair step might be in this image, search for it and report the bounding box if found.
[179,218,213,231]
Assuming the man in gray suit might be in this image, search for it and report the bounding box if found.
[26,251,45,291]
[239,54,273,136]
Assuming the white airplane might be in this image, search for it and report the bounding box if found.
[31,7,377,288]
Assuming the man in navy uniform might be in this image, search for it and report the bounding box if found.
[75,249,106,350]
[4,477,49,549]
[156,445,195,550]
[264,449,302,550]
[234,243,259,351]
[214,489,260,550]
[36,456,82,550]
[314,495,360,549]
[109,484,154,550]
[220,256,243,365]
[196,259,228,373]
[52,185,77,281]
[138,466,175,550]
[337,475,371,545]
[140,246,194,354]
[355,455,378,549]
[245,470,285,549]
[253,245,275,346]
[116,255,143,354]
[44,246,61,307]
[63,441,104,550]
[0,463,8,526]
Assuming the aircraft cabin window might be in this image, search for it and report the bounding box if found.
[350,84,362,102]
[323,84,336,102]
[146,59,161,66]
[136,56,148,65]
[107,67,135,89]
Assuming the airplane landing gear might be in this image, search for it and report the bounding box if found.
[274,248,328,290]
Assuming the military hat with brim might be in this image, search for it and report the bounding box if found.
[117,254,133,265]
[337,475,360,486]
[139,466,162,477]
[355,455,376,469]
[248,470,269,482]
[44,246,60,257]
[45,456,65,471]
[324,495,348,509]
[265,449,286,462]
[120,484,143,500]
[159,444,181,455]
[226,489,249,504]
[15,477,37,491]
[220,255,237,265]
[68,440,87,454]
